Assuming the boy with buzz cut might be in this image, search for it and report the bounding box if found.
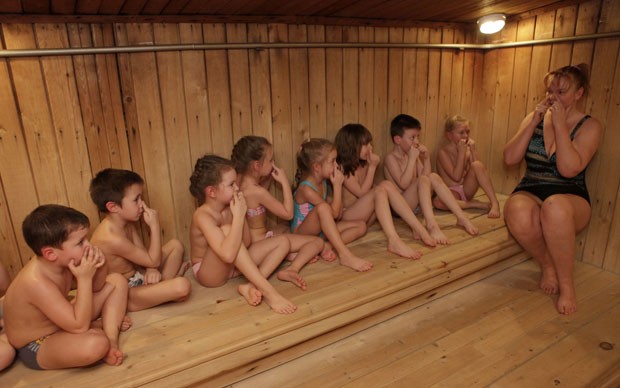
[3,205,130,369]
[90,168,191,312]
[384,114,479,244]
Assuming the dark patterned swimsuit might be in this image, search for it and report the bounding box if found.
[513,115,591,204]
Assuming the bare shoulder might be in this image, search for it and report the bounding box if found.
[574,115,602,145]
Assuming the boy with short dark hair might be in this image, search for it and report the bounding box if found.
[3,204,129,369]
[90,169,191,312]
[384,114,478,243]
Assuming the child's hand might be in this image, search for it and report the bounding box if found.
[457,139,468,152]
[466,139,476,151]
[230,188,247,219]
[417,144,429,159]
[331,166,345,187]
[369,152,380,167]
[144,268,162,285]
[69,246,105,281]
[271,164,289,185]
[142,203,160,228]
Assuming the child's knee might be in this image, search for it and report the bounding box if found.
[471,160,487,172]
[168,238,184,255]
[171,277,192,300]
[82,330,110,362]
[106,272,129,294]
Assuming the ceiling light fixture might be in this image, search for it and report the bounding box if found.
[477,13,506,34]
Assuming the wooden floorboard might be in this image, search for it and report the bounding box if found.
[0,194,548,387]
[232,260,620,388]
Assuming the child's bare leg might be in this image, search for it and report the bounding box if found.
[127,276,191,312]
[373,182,423,259]
[0,333,15,371]
[160,239,188,280]
[467,161,500,218]
[97,273,129,366]
[236,240,297,314]
[430,173,478,235]
[298,203,372,272]
[279,235,324,290]
[417,176,448,244]
[249,236,305,290]
[37,329,110,369]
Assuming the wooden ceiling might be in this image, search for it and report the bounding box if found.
[0,0,585,26]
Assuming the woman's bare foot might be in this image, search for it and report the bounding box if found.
[177,261,191,277]
[237,284,262,306]
[556,283,577,315]
[262,292,297,314]
[120,315,132,332]
[488,202,501,218]
[320,244,338,262]
[457,217,478,235]
[428,225,449,245]
[277,268,308,290]
[540,266,559,294]
[339,254,373,272]
[388,238,422,260]
[104,346,123,366]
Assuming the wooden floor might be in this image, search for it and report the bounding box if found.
[231,259,620,388]
[2,194,618,387]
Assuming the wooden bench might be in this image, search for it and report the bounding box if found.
[1,194,528,387]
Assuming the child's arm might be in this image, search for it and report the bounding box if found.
[467,139,478,162]
[437,142,467,182]
[418,144,432,176]
[256,165,294,220]
[196,193,247,263]
[343,152,380,198]
[384,148,419,190]
[32,247,105,333]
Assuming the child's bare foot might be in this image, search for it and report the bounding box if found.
[540,266,559,294]
[104,346,123,366]
[428,225,449,245]
[263,292,297,314]
[488,202,500,218]
[556,284,577,315]
[457,217,478,235]
[414,229,437,247]
[466,199,491,210]
[388,238,422,260]
[340,254,373,272]
[238,284,262,306]
[177,261,191,277]
[120,315,132,332]
[277,268,307,290]
[320,244,338,262]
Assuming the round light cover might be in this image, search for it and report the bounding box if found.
[478,14,506,34]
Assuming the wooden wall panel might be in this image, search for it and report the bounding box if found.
[1,5,620,277]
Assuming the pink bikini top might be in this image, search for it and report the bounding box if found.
[246,204,267,218]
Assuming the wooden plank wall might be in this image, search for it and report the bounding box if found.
[0,0,618,279]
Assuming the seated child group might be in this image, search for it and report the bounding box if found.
[0,113,500,371]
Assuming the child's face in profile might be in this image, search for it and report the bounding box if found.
[55,226,91,266]
[320,148,338,178]
[359,142,373,160]
[447,123,470,143]
[259,146,275,177]
[215,168,238,204]
[120,183,145,222]
[398,128,420,152]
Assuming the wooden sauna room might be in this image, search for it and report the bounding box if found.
[1,0,619,386]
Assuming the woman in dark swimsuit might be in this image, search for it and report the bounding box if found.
[503,64,602,315]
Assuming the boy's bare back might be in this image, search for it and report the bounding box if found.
[3,259,73,348]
